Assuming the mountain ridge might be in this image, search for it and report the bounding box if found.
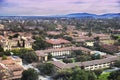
[0,13,120,19]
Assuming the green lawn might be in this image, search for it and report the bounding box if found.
[98,72,110,80]
[101,40,114,44]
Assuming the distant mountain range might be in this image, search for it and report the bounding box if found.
[0,13,120,19]
[62,13,120,18]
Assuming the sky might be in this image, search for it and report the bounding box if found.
[0,0,120,16]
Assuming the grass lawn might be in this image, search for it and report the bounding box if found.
[101,40,114,44]
[98,72,110,80]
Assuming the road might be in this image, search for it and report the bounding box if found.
[102,67,120,73]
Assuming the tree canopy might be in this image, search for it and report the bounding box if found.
[21,68,39,80]
[108,70,120,80]
[53,67,97,80]
[37,63,54,75]
[32,36,51,50]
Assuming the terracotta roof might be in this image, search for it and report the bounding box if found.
[35,47,92,57]
[51,61,66,69]
[35,51,48,57]
[47,31,61,35]
[0,56,24,80]
[112,29,120,33]
[100,44,119,53]
[73,36,94,42]
[0,35,5,41]
[26,38,35,42]
[46,38,70,45]
[0,63,4,69]
[0,56,21,64]
[8,64,23,71]
[52,56,119,69]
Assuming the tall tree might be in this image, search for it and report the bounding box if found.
[37,63,54,75]
[108,70,120,80]
[70,68,88,80]
[21,68,39,80]
[94,69,103,78]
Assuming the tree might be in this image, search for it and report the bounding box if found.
[22,51,38,63]
[72,50,83,57]
[70,68,88,80]
[114,60,120,68]
[63,58,73,63]
[94,36,100,41]
[32,36,51,50]
[2,55,7,60]
[7,48,38,63]
[108,70,120,80]
[54,67,97,80]
[94,69,103,78]
[111,35,119,40]
[87,31,92,37]
[94,37,101,51]
[53,69,72,80]
[21,68,39,80]
[37,63,54,75]
[48,53,52,60]
[87,71,97,80]
[13,33,20,38]
[63,36,73,41]
[91,54,101,60]
[0,45,3,52]
[75,55,91,62]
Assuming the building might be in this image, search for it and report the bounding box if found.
[0,63,11,80]
[93,33,110,40]
[47,31,62,36]
[112,29,120,34]
[46,38,70,49]
[0,24,4,30]
[100,44,119,54]
[56,24,63,30]
[35,46,92,61]
[35,51,48,62]
[0,56,24,80]
[0,35,35,51]
[52,56,119,71]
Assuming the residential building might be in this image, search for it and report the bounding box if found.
[52,56,119,70]
[0,24,4,30]
[0,63,10,80]
[0,56,24,80]
[35,46,92,61]
[47,31,62,36]
[35,51,48,62]
[93,33,111,40]
[0,35,35,51]
[112,29,120,34]
[46,38,70,49]
[100,44,119,53]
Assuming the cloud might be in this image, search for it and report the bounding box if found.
[0,0,120,16]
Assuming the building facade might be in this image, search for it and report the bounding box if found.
[52,56,119,71]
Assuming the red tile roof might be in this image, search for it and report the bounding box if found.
[46,38,70,45]
[47,31,61,35]
[52,56,119,69]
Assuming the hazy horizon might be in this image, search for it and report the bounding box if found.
[0,0,120,16]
